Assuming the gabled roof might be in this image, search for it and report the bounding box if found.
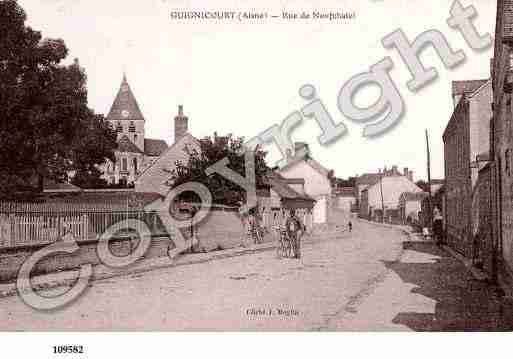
[268,177,314,201]
[443,94,468,141]
[117,135,144,154]
[107,74,145,122]
[136,132,200,183]
[144,138,168,157]
[451,79,488,97]
[305,158,331,178]
[466,78,491,99]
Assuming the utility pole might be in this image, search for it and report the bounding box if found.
[379,169,385,223]
[426,129,433,230]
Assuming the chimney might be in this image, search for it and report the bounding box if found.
[403,167,409,177]
[174,105,188,142]
[408,170,414,182]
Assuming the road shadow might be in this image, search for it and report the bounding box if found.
[383,241,513,331]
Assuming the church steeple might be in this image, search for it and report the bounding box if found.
[107,74,145,122]
[107,73,146,151]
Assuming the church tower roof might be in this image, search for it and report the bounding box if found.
[107,74,145,121]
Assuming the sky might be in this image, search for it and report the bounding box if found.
[18,0,497,181]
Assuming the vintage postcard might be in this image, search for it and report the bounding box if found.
[1,0,513,350]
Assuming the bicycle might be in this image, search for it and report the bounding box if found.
[276,228,292,258]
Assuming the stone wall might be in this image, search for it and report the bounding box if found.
[477,165,494,276]
[444,99,472,256]
[0,236,171,283]
[195,209,271,251]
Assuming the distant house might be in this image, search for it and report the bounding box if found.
[278,143,332,225]
[333,187,356,212]
[399,191,428,224]
[360,175,423,223]
[355,173,381,210]
[357,166,414,218]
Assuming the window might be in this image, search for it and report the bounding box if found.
[122,158,128,172]
[134,134,138,143]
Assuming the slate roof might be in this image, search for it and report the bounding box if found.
[107,74,145,122]
[117,135,144,154]
[451,80,488,97]
[144,138,168,157]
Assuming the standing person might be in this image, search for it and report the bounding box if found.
[433,206,444,246]
[286,209,304,259]
[348,221,352,232]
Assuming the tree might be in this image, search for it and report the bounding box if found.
[0,0,116,198]
[169,133,269,206]
[331,176,356,188]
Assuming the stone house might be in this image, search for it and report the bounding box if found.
[443,78,491,256]
[490,0,513,281]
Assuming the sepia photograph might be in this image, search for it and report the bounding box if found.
[0,0,512,355]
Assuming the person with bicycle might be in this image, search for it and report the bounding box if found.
[286,209,304,259]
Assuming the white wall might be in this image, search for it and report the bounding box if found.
[279,160,332,224]
[367,176,422,210]
[405,200,422,220]
[279,161,331,198]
